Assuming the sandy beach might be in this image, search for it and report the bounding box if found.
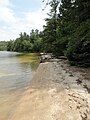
[9,59,90,120]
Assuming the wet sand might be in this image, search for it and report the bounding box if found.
[8,60,90,120]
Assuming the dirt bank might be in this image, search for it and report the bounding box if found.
[9,60,90,120]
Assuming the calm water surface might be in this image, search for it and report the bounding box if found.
[0,51,39,120]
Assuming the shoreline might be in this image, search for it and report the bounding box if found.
[9,59,90,120]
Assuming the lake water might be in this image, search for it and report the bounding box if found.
[0,51,39,120]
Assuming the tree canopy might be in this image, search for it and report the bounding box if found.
[7,0,90,67]
[7,29,42,53]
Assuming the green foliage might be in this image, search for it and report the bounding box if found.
[42,0,90,67]
[0,41,7,51]
[42,17,57,53]
[66,19,90,67]
[7,30,42,53]
[7,40,14,51]
[7,0,90,67]
[42,0,59,53]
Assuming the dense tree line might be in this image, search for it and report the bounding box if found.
[0,41,8,51]
[7,0,90,67]
[42,0,90,67]
[7,29,42,53]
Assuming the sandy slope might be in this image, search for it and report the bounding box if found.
[9,60,90,120]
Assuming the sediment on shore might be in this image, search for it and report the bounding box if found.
[9,59,90,120]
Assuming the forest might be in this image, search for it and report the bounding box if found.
[2,0,90,67]
[0,41,8,51]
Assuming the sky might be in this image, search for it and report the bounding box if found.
[0,0,50,41]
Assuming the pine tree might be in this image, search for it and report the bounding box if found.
[42,0,59,53]
[66,0,90,67]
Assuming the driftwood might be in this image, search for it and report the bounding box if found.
[40,55,51,63]
[40,53,67,63]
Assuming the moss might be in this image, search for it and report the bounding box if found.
[16,53,40,70]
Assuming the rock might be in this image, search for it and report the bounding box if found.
[40,54,52,63]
